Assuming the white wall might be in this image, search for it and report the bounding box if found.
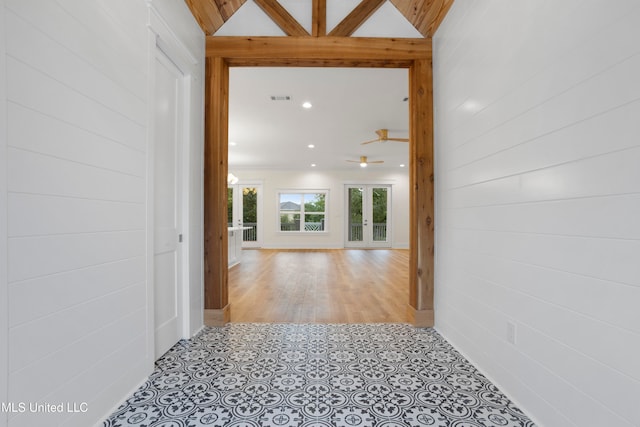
[2,0,204,426]
[234,169,410,248]
[433,2,640,427]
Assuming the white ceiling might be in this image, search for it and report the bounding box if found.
[229,67,410,171]
[222,0,420,171]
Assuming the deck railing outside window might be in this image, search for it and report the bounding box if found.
[243,223,257,241]
[279,222,325,232]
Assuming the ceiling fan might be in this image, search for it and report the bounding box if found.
[346,156,384,168]
[360,129,409,145]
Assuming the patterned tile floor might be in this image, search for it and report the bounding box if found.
[103,323,535,427]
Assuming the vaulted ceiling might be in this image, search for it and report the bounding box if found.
[184,0,453,38]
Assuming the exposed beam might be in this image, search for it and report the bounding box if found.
[408,53,434,326]
[254,0,310,36]
[183,0,225,35]
[183,0,453,38]
[328,0,386,37]
[206,36,430,64]
[423,0,454,37]
[205,58,415,68]
[390,0,454,37]
[312,0,327,37]
[213,0,247,21]
[203,57,230,322]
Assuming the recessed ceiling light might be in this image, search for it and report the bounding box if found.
[311,163,316,167]
[400,164,406,168]
[229,141,237,146]
[307,144,315,149]
[302,101,312,109]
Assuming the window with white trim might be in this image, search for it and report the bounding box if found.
[278,191,328,232]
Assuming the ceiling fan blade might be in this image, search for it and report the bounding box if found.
[369,160,384,164]
[387,137,410,142]
[346,159,360,163]
[360,137,381,145]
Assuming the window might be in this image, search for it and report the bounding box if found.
[278,191,328,232]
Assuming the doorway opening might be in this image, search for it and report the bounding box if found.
[204,38,434,327]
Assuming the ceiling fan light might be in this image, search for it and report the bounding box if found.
[360,162,367,168]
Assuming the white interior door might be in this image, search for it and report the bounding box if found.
[153,50,183,359]
[345,185,391,248]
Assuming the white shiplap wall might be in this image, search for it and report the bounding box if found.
[1,1,9,426]
[433,2,640,427]
[2,0,204,426]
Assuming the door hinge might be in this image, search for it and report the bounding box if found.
[178,234,183,243]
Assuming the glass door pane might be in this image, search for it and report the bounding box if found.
[242,187,258,243]
[227,187,234,227]
[371,187,388,242]
[239,184,262,248]
[347,187,364,243]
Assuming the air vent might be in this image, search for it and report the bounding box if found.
[270,95,291,101]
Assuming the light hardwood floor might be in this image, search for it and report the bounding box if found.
[228,249,410,323]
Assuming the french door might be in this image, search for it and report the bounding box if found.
[228,183,262,248]
[345,185,391,248]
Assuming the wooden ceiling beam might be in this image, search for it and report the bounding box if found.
[423,0,454,37]
[328,0,386,37]
[213,0,247,21]
[208,58,414,68]
[254,0,310,36]
[206,36,430,64]
[312,0,327,37]
[390,0,454,37]
[184,0,454,38]
[183,0,225,35]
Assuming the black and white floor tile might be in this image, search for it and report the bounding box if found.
[103,323,535,427]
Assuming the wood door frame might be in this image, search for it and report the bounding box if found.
[203,36,434,327]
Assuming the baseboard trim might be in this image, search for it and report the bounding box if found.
[204,305,230,326]
[407,306,434,327]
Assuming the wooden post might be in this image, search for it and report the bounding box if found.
[203,57,231,325]
[408,51,435,327]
